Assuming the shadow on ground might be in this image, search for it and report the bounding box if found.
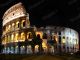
[0,54,80,60]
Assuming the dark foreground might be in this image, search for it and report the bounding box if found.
[0,54,80,60]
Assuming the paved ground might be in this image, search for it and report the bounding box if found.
[22,55,63,60]
[0,54,80,60]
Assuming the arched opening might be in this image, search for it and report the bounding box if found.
[8,35,11,43]
[15,46,18,54]
[8,25,11,31]
[21,20,25,28]
[62,36,65,44]
[42,42,47,53]
[27,45,32,54]
[12,23,15,30]
[15,33,19,42]
[36,31,43,39]
[16,21,19,28]
[11,33,14,42]
[20,32,25,42]
[49,46,54,53]
[35,45,39,53]
[27,32,33,41]
[2,39,5,45]
[20,46,25,54]
[5,36,8,43]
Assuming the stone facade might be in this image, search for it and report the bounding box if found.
[2,2,79,54]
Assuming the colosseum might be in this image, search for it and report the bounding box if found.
[2,2,79,54]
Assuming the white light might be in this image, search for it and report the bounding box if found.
[3,2,26,26]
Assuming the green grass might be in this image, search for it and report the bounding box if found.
[0,54,80,60]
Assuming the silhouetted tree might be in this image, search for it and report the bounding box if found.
[32,34,43,54]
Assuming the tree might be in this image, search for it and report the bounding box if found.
[32,34,43,54]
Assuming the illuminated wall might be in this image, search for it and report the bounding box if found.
[2,2,30,42]
[2,2,29,26]
[35,27,79,53]
[2,2,79,54]
[2,2,31,54]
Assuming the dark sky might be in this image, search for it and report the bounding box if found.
[0,0,80,49]
[0,0,80,32]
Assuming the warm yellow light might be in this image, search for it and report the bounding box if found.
[22,20,25,22]
[16,21,19,24]
[8,35,10,43]
[36,31,43,39]
[35,45,39,49]
[54,36,58,42]
[27,32,32,39]
[5,36,8,43]
[42,42,47,48]
[12,23,15,26]
[15,33,18,42]
[6,26,8,32]
[9,25,11,28]
[62,39,65,43]
[21,20,25,27]
[11,34,14,42]
[20,32,25,42]
[2,39,6,44]
[21,32,25,39]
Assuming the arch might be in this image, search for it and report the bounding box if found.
[11,33,14,42]
[5,36,8,43]
[21,20,25,28]
[20,32,25,42]
[15,33,19,42]
[12,23,15,30]
[27,32,33,39]
[62,36,65,43]
[16,21,19,28]
[8,35,11,43]
[36,31,43,39]
[8,25,11,31]
[35,45,39,53]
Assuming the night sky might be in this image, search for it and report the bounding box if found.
[0,0,80,48]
